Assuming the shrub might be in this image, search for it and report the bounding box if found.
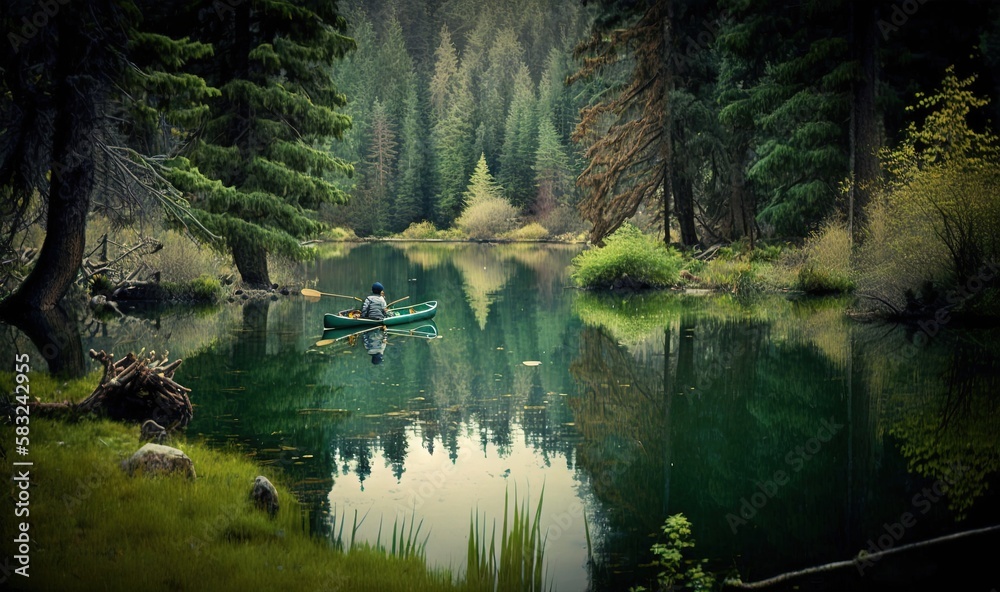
[797,220,854,294]
[538,204,588,237]
[455,197,519,239]
[190,274,222,301]
[570,223,684,289]
[702,258,764,296]
[147,229,228,284]
[855,69,1000,312]
[322,226,358,241]
[798,265,854,294]
[398,221,441,239]
[504,222,549,241]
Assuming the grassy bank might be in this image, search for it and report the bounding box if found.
[1,373,468,592]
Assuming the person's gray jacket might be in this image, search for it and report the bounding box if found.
[361,294,388,320]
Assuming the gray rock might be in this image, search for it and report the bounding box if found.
[249,475,279,517]
[121,443,195,479]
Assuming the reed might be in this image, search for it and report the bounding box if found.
[466,486,549,592]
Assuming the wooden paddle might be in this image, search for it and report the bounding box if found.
[315,325,382,347]
[386,295,409,308]
[385,326,439,339]
[301,288,362,302]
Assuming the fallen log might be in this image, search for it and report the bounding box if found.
[31,349,193,429]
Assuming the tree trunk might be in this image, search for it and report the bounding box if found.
[672,164,700,247]
[849,0,881,239]
[659,3,673,245]
[728,136,756,246]
[6,306,86,378]
[0,11,98,314]
[232,243,271,289]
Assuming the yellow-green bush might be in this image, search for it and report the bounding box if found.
[398,221,440,239]
[856,69,1000,311]
[571,223,684,289]
[797,220,854,294]
[503,222,549,241]
[455,197,519,240]
[322,226,358,241]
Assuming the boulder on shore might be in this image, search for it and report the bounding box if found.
[121,443,196,479]
[249,475,279,517]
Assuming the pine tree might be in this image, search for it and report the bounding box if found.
[533,117,573,218]
[464,153,504,206]
[0,0,215,313]
[479,28,526,166]
[353,98,397,236]
[570,1,694,245]
[499,64,538,210]
[373,13,415,124]
[393,84,430,231]
[176,1,355,288]
[718,0,854,236]
[432,69,475,225]
[429,24,459,124]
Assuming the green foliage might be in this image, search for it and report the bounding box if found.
[171,1,355,286]
[464,154,506,207]
[718,0,853,236]
[570,224,684,290]
[702,259,765,297]
[630,514,714,592]
[456,155,520,239]
[533,117,573,219]
[651,514,715,592]
[856,69,1000,311]
[322,227,359,241]
[499,65,539,210]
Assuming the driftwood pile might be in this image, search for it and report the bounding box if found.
[80,349,194,428]
[33,349,193,429]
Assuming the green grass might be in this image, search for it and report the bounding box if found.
[0,416,463,592]
[1,372,554,592]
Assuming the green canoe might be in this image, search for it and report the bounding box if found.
[324,300,437,330]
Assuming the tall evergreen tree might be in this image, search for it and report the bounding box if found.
[499,64,538,210]
[393,83,429,231]
[464,152,505,206]
[176,1,355,288]
[718,0,855,236]
[479,28,526,167]
[570,1,700,246]
[0,0,214,312]
[432,68,475,225]
[533,117,573,218]
[429,24,459,124]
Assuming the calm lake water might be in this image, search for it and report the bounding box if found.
[27,242,1000,590]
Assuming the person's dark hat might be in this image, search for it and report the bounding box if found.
[372,281,384,294]
[371,353,383,364]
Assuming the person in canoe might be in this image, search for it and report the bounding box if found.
[360,281,389,320]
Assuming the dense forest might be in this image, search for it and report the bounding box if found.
[3,0,1000,303]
